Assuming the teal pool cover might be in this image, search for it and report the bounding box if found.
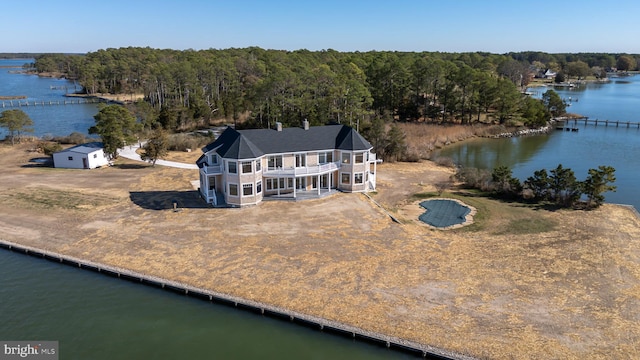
[419,199,471,228]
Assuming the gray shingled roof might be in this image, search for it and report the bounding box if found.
[55,142,104,155]
[202,124,372,160]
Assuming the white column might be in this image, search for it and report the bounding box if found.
[373,160,377,189]
[317,175,320,195]
[203,174,209,198]
[293,177,296,198]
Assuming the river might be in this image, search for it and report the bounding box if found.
[0,59,98,137]
[0,60,412,359]
[436,75,640,211]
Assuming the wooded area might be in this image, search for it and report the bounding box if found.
[31,48,639,161]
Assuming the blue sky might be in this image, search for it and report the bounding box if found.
[2,0,639,54]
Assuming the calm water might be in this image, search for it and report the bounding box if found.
[0,59,98,137]
[0,251,410,360]
[437,75,640,210]
[0,59,411,359]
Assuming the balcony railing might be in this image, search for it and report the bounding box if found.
[263,161,340,177]
[201,164,222,174]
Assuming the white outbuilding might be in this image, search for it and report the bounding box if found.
[52,142,110,169]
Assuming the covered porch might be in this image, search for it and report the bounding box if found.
[262,171,337,201]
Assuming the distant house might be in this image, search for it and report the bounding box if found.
[543,69,557,79]
[52,142,109,169]
[196,121,378,207]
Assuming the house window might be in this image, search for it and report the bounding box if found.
[229,183,238,196]
[68,156,73,161]
[228,161,237,174]
[256,181,262,193]
[355,153,364,164]
[355,173,364,184]
[341,153,351,164]
[243,183,253,196]
[341,172,350,184]
[211,155,218,164]
[318,152,333,164]
[268,155,283,169]
[287,178,293,188]
[256,160,261,172]
[267,178,286,190]
[242,161,252,174]
[295,154,306,167]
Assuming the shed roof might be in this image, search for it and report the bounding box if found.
[56,142,104,155]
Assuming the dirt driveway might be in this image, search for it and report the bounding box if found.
[1,142,639,360]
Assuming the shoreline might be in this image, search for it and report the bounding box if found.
[2,142,640,359]
[0,238,471,360]
[65,92,144,104]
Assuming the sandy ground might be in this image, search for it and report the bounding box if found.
[1,142,640,359]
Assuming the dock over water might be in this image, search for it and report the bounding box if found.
[1,98,102,108]
[559,116,640,129]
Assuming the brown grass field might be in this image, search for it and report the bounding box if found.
[1,140,639,360]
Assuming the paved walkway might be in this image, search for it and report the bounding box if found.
[118,143,199,169]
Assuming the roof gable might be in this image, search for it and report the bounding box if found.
[202,127,263,160]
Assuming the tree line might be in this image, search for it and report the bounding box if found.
[455,164,616,209]
[33,47,632,132]
[26,48,638,163]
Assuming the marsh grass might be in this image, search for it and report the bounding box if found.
[397,123,507,160]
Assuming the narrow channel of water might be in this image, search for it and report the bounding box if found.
[0,59,98,137]
[0,250,413,359]
[436,75,640,210]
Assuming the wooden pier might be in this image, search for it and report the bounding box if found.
[1,98,101,108]
[0,239,468,360]
[563,116,640,129]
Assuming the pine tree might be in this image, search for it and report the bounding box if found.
[140,128,169,166]
[0,109,34,145]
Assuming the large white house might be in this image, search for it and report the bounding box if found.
[52,142,110,169]
[197,121,378,207]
